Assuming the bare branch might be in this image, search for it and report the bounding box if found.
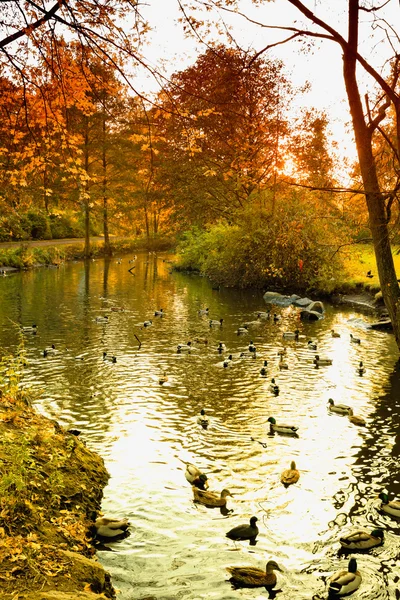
[0,0,66,49]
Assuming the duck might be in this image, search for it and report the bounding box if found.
[184,463,208,490]
[177,341,192,353]
[347,409,366,426]
[197,409,209,426]
[328,557,362,596]
[43,344,58,357]
[248,340,256,353]
[143,319,153,327]
[277,347,287,356]
[279,354,288,370]
[239,351,257,359]
[268,417,298,435]
[350,333,361,344]
[209,318,224,327]
[22,324,37,334]
[366,270,374,278]
[378,492,400,517]
[159,371,168,385]
[328,399,352,415]
[95,316,109,323]
[283,330,299,340]
[217,342,226,353]
[339,528,384,551]
[227,559,282,589]
[357,361,366,376]
[154,309,164,316]
[192,487,232,507]
[236,325,249,335]
[103,352,117,363]
[281,460,300,486]
[313,354,333,366]
[331,329,341,338]
[257,311,270,320]
[223,354,233,368]
[260,360,268,376]
[92,516,130,539]
[198,307,209,315]
[269,379,279,394]
[307,340,317,350]
[226,516,259,543]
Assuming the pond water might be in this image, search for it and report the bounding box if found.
[1,254,400,599]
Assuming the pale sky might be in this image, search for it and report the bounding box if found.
[134,0,400,165]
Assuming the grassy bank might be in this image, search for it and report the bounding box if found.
[0,350,113,600]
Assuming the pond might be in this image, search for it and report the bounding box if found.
[0,253,400,599]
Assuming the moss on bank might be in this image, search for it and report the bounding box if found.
[0,356,114,600]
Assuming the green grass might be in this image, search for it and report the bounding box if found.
[337,243,400,293]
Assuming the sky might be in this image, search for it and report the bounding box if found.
[133,0,400,166]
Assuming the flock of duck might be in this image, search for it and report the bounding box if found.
[20,286,400,597]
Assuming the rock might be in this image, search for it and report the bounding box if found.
[369,319,393,331]
[307,300,324,314]
[292,297,313,307]
[300,310,322,321]
[263,291,293,307]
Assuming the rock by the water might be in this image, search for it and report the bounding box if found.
[307,300,324,314]
[293,297,313,307]
[263,292,316,309]
[300,310,322,321]
[369,319,393,331]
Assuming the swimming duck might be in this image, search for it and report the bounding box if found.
[339,528,384,551]
[95,316,109,323]
[210,318,224,327]
[279,354,288,370]
[350,333,361,344]
[223,354,233,368]
[347,409,366,426]
[239,351,257,359]
[331,330,341,338]
[282,330,299,340]
[307,340,317,350]
[192,487,232,507]
[269,379,279,394]
[277,348,287,356]
[313,354,333,366]
[184,463,209,490]
[154,309,164,316]
[281,460,300,486]
[357,361,366,376]
[217,342,226,353]
[257,311,270,319]
[227,559,282,589]
[328,557,362,596]
[43,344,58,357]
[378,492,400,517]
[236,325,249,335]
[226,516,259,542]
[177,341,192,353]
[248,340,256,353]
[198,307,209,315]
[273,313,280,322]
[159,371,168,385]
[260,360,268,376]
[143,319,153,327]
[328,399,352,415]
[268,417,298,435]
[197,409,209,426]
[22,324,37,334]
[92,516,130,539]
[103,352,117,363]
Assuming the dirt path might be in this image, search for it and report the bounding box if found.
[0,235,128,249]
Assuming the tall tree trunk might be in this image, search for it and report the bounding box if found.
[144,206,150,242]
[83,116,90,259]
[102,109,111,256]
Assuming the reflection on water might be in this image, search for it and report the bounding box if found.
[1,254,400,599]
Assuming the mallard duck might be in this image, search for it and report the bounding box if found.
[357,361,366,376]
[103,352,117,363]
[239,351,257,359]
[260,360,268,376]
[268,417,298,435]
[210,318,224,327]
[22,324,37,334]
[331,330,341,338]
[328,557,362,596]
[347,409,366,426]
[279,354,288,370]
[95,316,109,323]
[269,378,279,394]
[350,333,361,344]
[328,399,352,415]
[248,340,256,353]
[307,340,317,350]
[313,354,332,366]
[177,341,192,353]
[339,528,384,551]
[281,460,300,485]
[185,463,208,489]
[93,517,130,538]
[197,409,209,426]
[227,559,282,589]
[236,325,249,335]
[154,309,164,316]
[43,344,58,357]
[192,487,232,507]
[143,319,153,327]
[198,307,209,315]
[273,313,280,322]
[257,311,270,319]
[277,347,287,356]
[223,354,233,368]
[283,330,299,340]
[226,516,259,542]
[159,371,168,385]
[217,342,226,353]
[378,492,400,517]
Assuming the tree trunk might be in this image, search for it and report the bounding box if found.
[102,110,111,256]
[83,116,90,259]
